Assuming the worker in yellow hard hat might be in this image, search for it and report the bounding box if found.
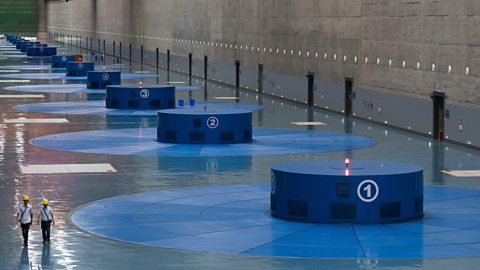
[16,195,33,245]
[37,198,55,244]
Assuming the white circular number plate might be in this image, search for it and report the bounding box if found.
[102,73,110,81]
[357,179,379,203]
[140,89,149,99]
[207,116,219,129]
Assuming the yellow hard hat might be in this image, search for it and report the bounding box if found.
[42,199,49,205]
[23,195,29,201]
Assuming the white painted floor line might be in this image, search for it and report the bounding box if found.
[213,96,240,100]
[441,170,480,177]
[0,80,31,83]
[0,94,44,98]
[20,163,117,174]
[290,121,327,126]
[4,118,69,124]
[0,70,20,73]
[134,70,151,74]
[167,81,186,84]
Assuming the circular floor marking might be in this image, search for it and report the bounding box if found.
[0,72,159,80]
[31,128,374,157]
[17,100,262,116]
[7,84,201,94]
[71,184,480,258]
[0,65,130,71]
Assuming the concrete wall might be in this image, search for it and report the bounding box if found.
[361,0,480,105]
[45,0,480,147]
[46,0,480,105]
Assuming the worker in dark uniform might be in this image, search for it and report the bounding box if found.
[16,195,33,245]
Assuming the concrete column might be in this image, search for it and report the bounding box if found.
[37,0,48,41]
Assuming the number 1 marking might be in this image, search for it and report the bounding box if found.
[357,179,379,203]
[363,184,371,198]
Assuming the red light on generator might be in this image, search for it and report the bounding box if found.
[345,158,350,168]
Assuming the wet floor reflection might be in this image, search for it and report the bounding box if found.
[257,94,264,127]
[432,141,446,185]
[41,244,51,268]
[19,246,30,270]
[156,156,253,173]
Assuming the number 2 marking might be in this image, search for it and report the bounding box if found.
[207,116,219,129]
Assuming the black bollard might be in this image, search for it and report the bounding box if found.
[307,72,314,107]
[235,60,240,102]
[258,64,264,94]
[344,77,353,117]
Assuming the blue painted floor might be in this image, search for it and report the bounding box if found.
[30,128,374,157]
[5,84,201,94]
[71,184,480,258]
[2,39,480,269]
[0,72,159,80]
[17,100,262,116]
[0,64,130,71]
